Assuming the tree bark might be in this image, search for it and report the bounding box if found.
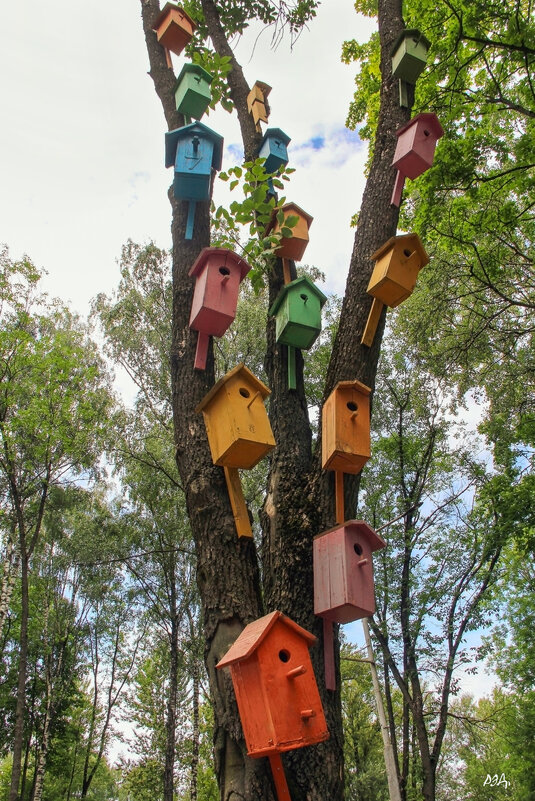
[9,551,29,801]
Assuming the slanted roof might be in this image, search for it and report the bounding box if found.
[314,520,386,553]
[390,28,431,57]
[265,202,314,236]
[165,121,224,169]
[331,379,371,397]
[395,112,444,141]
[175,62,213,88]
[260,127,291,149]
[371,233,429,268]
[189,247,252,282]
[216,611,317,669]
[269,276,327,317]
[152,2,197,34]
[195,363,270,414]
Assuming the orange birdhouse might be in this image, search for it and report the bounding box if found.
[322,380,371,475]
[367,233,429,308]
[196,364,275,470]
[152,3,196,56]
[266,203,313,261]
[216,611,329,758]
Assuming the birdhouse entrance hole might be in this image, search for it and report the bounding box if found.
[347,401,358,412]
[239,387,250,398]
[404,249,413,258]
[354,543,363,555]
[219,266,230,276]
[300,293,308,302]
[279,649,290,662]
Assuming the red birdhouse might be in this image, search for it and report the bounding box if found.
[216,611,329,758]
[391,112,444,206]
[189,248,251,370]
[152,3,197,57]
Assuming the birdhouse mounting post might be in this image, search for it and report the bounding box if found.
[323,618,336,691]
[361,297,384,347]
[185,200,196,240]
[164,47,173,69]
[287,345,296,390]
[391,171,406,207]
[223,466,253,538]
[268,754,292,801]
[335,471,345,525]
[194,331,210,370]
[398,79,409,108]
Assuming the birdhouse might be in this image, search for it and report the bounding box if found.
[391,112,443,205]
[247,81,271,128]
[196,363,275,470]
[367,233,429,308]
[322,380,371,475]
[259,128,291,174]
[152,3,197,56]
[216,611,329,758]
[174,63,213,120]
[269,276,327,350]
[189,248,252,370]
[314,521,386,624]
[266,203,313,261]
[391,29,430,84]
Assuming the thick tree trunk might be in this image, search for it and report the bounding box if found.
[9,552,29,801]
[0,530,19,648]
[164,614,179,801]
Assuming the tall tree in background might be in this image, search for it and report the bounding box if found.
[139,0,414,797]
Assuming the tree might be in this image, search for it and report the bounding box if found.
[0,248,116,801]
[137,0,422,796]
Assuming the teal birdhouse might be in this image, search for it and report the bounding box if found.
[174,63,213,120]
[269,276,327,389]
[259,128,291,174]
[391,29,430,84]
[165,122,223,239]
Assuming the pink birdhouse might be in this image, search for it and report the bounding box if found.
[391,112,444,206]
[189,248,251,370]
[313,521,386,690]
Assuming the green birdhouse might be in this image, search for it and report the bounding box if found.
[174,63,213,120]
[391,29,430,84]
[269,276,327,350]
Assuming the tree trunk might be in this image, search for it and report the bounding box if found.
[0,529,19,648]
[190,654,200,801]
[9,551,29,801]
[164,615,179,801]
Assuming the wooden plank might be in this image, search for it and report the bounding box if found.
[287,345,296,390]
[223,467,253,538]
[268,753,292,801]
[335,471,344,525]
[323,618,336,692]
[361,297,384,347]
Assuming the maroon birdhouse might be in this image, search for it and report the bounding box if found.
[189,248,252,370]
[391,112,443,205]
[314,521,386,624]
[152,3,197,57]
[322,380,371,475]
[216,611,329,758]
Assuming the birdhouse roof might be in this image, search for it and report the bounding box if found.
[165,121,224,169]
[371,233,430,268]
[216,611,317,668]
[152,3,197,34]
[390,28,431,56]
[175,62,214,88]
[331,379,371,397]
[252,80,272,98]
[260,127,291,149]
[189,247,252,281]
[315,520,386,553]
[395,112,444,141]
[195,363,270,413]
[265,202,314,236]
[269,276,327,317]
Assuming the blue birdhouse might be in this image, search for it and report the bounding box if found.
[165,121,224,239]
[259,127,291,174]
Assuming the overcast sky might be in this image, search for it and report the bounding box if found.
[1,1,375,318]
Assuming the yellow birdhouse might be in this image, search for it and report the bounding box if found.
[247,80,271,128]
[196,364,275,470]
[266,202,313,261]
[322,380,371,475]
[367,233,429,308]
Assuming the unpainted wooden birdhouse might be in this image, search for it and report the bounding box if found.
[367,233,429,308]
[269,276,327,351]
[216,611,329,757]
[247,81,272,127]
[174,63,213,120]
[391,112,443,205]
[259,127,291,174]
[152,3,197,56]
[196,363,275,470]
[322,380,371,475]
[391,28,430,84]
[314,520,386,623]
[266,203,313,261]
[189,248,252,370]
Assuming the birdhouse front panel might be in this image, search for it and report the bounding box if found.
[189,249,250,337]
[267,204,313,261]
[152,4,196,56]
[174,64,213,119]
[216,612,329,757]
[314,522,386,623]
[196,365,275,470]
[392,113,444,180]
[322,381,371,474]
[391,29,430,83]
[367,234,429,308]
[259,128,291,174]
[270,277,327,350]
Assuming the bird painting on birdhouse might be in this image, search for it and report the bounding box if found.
[314,521,386,690]
[217,610,329,801]
[259,127,291,174]
[152,3,196,57]
[174,63,213,121]
[247,80,271,131]
[391,112,443,206]
[165,121,223,239]
[265,203,313,262]
[189,248,251,371]
[196,364,275,538]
